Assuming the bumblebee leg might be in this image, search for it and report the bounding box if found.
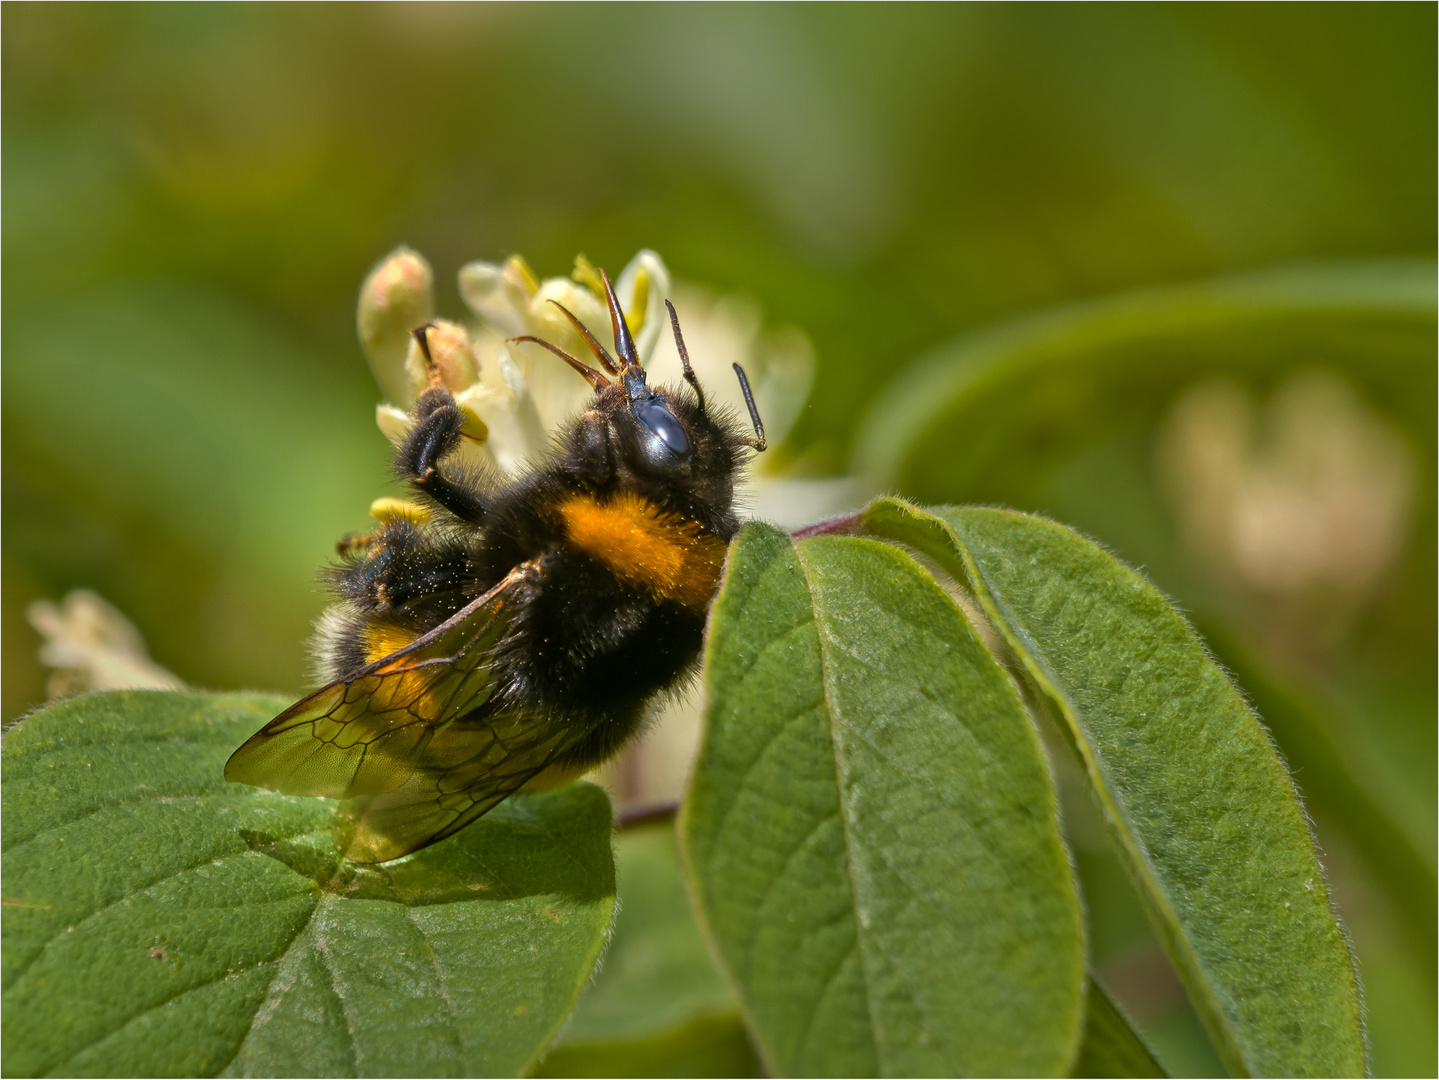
[395,387,488,524]
[336,530,378,557]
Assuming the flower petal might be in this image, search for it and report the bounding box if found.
[615,249,672,364]
[455,346,550,476]
[521,279,609,430]
[376,403,414,447]
[458,256,535,338]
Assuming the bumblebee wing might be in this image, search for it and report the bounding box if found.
[225,562,543,807]
[331,707,585,863]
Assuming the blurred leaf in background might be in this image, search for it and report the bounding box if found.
[3,4,1432,1076]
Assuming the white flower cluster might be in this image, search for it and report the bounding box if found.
[356,247,820,491]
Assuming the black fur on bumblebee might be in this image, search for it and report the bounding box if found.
[226,268,766,863]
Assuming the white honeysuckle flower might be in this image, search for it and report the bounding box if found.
[1158,372,1415,604]
[1156,370,1416,675]
[363,248,671,479]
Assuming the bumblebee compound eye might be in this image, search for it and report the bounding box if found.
[634,399,693,463]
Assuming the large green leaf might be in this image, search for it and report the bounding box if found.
[681,524,1084,1077]
[863,499,1365,1077]
[2,691,616,1078]
[534,821,760,1078]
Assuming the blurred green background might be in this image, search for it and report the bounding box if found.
[4,4,1433,1077]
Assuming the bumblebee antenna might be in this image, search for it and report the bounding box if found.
[508,335,612,393]
[732,363,767,452]
[547,299,621,375]
[665,299,706,413]
[600,269,643,374]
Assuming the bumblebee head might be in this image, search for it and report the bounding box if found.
[508,268,766,476]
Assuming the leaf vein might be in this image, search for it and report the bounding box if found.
[10,837,322,986]
[790,541,885,1065]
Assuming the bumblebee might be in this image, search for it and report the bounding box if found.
[226,270,765,863]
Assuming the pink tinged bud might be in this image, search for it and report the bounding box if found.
[404,319,480,396]
[358,247,435,406]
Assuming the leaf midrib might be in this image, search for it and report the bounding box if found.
[791,538,887,1076]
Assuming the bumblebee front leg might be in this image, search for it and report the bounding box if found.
[395,387,488,524]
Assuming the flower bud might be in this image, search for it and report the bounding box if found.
[358,247,435,407]
[403,319,481,396]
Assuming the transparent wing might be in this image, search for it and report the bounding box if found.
[225,561,583,861]
[330,706,583,863]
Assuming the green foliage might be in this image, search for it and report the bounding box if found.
[855,261,1435,1072]
[864,500,1365,1076]
[7,6,1435,719]
[682,524,1084,1076]
[0,506,1373,1076]
[3,10,1430,1070]
[2,692,616,1078]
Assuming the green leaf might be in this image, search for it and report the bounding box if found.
[681,524,1084,1077]
[535,820,760,1077]
[2,691,616,1078]
[863,499,1366,1077]
[1072,980,1166,1078]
